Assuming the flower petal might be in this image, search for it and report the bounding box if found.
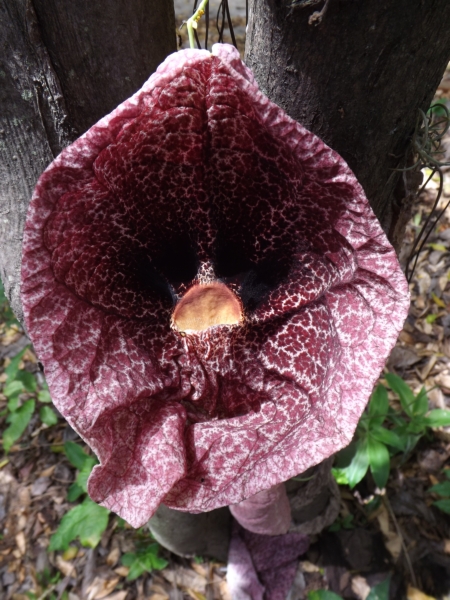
[22,44,409,526]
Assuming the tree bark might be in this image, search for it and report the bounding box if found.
[0,0,176,322]
[245,0,450,245]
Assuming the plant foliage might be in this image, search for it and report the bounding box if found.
[333,376,450,489]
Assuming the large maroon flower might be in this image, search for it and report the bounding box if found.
[21,44,409,527]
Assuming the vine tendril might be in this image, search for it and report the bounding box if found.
[402,104,450,282]
[185,0,238,50]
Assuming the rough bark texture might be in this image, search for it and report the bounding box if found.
[0,0,176,322]
[245,0,450,245]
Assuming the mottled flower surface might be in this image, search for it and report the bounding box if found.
[21,44,409,527]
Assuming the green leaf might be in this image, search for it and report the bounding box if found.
[429,481,450,497]
[331,468,349,486]
[49,497,109,551]
[428,243,447,252]
[395,433,421,457]
[366,575,391,600]
[39,406,58,426]
[307,591,343,600]
[4,348,27,381]
[64,441,92,470]
[0,279,20,328]
[67,482,85,502]
[2,399,35,452]
[334,441,358,468]
[426,314,438,324]
[368,385,389,426]
[444,469,450,480]
[15,370,37,393]
[368,437,390,489]
[434,499,450,514]
[38,389,52,404]
[386,407,407,428]
[346,438,369,489]
[122,544,168,581]
[424,409,450,428]
[75,459,97,493]
[412,387,428,417]
[63,442,97,497]
[384,373,415,417]
[432,292,447,309]
[406,417,428,435]
[3,380,25,403]
[370,425,405,451]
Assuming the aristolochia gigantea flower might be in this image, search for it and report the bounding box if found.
[21,44,409,527]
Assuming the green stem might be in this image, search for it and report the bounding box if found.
[186,0,210,49]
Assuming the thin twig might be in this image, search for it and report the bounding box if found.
[400,104,450,281]
[406,167,445,282]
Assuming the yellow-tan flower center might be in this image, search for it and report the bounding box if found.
[172,283,243,332]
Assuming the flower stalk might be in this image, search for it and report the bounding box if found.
[186,0,210,49]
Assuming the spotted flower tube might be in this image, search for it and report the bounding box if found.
[21,44,410,528]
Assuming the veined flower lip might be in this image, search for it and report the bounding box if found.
[21,43,410,527]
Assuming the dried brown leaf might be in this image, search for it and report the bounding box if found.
[105,546,120,567]
[113,566,129,578]
[162,567,207,593]
[86,575,120,600]
[56,555,76,578]
[351,575,371,600]
[15,532,26,556]
[101,592,127,600]
[407,585,437,600]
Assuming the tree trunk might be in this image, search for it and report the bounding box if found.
[0,0,176,322]
[245,0,450,246]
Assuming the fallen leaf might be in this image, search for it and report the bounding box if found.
[444,539,450,554]
[435,372,450,389]
[2,327,21,345]
[86,576,120,600]
[218,581,232,600]
[162,567,207,593]
[22,349,37,363]
[15,532,26,556]
[376,505,402,560]
[149,582,171,598]
[106,546,120,567]
[63,546,79,561]
[407,585,437,600]
[114,566,129,578]
[187,590,207,600]
[56,555,76,578]
[432,292,446,308]
[102,593,128,600]
[352,575,371,600]
[191,562,208,578]
[39,465,56,477]
[299,561,320,573]
[387,346,422,370]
